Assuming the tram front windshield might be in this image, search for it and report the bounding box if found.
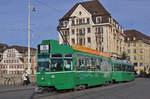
[37,54,72,72]
[37,54,50,72]
[37,61,50,72]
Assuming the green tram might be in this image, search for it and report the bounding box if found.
[112,60,135,82]
[36,40,135,90]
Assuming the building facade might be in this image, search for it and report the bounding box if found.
[0,43,8,61]
[58,0,125,57]
[125,30,150,74]
[0,46,37,75]
[24,50,37,74]
[0,47,24,75]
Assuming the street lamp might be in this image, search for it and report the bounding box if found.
[27,0,31,74]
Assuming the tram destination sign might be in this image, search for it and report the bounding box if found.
[38,44,50,53]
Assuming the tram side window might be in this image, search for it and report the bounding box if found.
[122,65,126,71]
[128,66,131,72]
[116,64,121,71]
[50,54,63,72]
[101,59,111,72]
[107,61,112,72]
[131,66,134,72]
[91,58,97,71]
[95,58,101,71]
[101,59,106,71]
[64,54,73,71]
[76,55,87,71]
[86,57,91,71]
[127,65,130,72]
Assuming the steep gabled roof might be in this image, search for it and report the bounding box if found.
[6,45,36,54]
[61,0,110,20]
[124,30,150,44]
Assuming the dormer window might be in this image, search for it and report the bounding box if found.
[63,21,68,27]
[96,16,102,24]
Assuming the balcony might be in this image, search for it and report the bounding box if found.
[71,23,89,26]
[76,33,85,36]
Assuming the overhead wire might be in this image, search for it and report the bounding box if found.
[35,0,64,14]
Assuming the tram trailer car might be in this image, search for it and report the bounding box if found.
[111,60,135,82]
[36,40,135,90]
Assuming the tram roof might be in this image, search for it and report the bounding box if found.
[111,59,133,65]
[72,44,111,58]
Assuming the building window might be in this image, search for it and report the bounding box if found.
[140,55,143,60]
[79,39,83,45]
[96,16,102,24]
[102,37,103,42]
[79,11,82,15]
[72,20,75,26]
[79,29,83,34]
[76,19,79,25]
[128,49,130,54]
[133,43,136,47]
[87,28,91,33]
[79,19,82,24]
[128,56,130,60]
[87,37,91,43]
[96,27,103,34]
[128,43,130,47]
[134,49,136,54]
[140,49,143,53]
[72,38,75,44]
[134,56,137,60]
[87,18,90,24]
[72,29,75,35]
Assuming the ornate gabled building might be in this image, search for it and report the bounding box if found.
[0,45,37,75]
[0,43,8,61]
[124,30,150,74]
[58,0,125,58]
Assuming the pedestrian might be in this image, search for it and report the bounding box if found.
[26,74,30,84]
[22,71,28,86]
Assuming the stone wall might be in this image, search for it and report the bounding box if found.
[0,75,36,86]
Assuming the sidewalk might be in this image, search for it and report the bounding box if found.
[0,84,35,93]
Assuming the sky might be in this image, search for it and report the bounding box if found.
[0,0,150,48]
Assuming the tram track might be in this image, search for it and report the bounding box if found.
[29,81,135,99]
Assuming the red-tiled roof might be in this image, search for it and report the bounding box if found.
[61,0,110,21]
[124,30,150,44]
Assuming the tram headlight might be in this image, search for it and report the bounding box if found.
[41,77,44,80]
